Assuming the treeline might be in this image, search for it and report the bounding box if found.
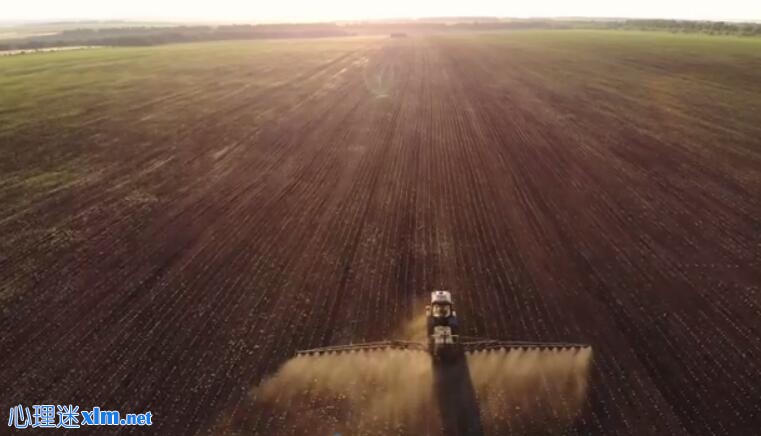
[351,19,761,35]
[601,19,761,36]
[2,19,760,51]
[0,20,577,51]
[351,20,573,33]
[0,24,351,51]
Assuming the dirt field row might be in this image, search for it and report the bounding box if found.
[1,32,760,434]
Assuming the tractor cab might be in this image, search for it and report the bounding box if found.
[426,290,457,329]
[426,291,460,360]
[425,291,458,361]
[430,300,452,318]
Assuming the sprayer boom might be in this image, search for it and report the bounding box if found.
[297,340,427,356]
[295,291,590,359]
[460,338,590,353]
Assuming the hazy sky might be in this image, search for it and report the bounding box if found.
[6,0,761,22]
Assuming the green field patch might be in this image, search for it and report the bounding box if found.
[19,169,78,192]
[124,189,159,207]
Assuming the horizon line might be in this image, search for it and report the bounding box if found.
[2,15,759,26]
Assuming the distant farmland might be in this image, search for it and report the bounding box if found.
[1,31,760,434]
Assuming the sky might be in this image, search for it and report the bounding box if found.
[5,0,761,23]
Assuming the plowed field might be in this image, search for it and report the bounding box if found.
[1,31,760,435]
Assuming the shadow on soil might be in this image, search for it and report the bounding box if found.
[433,351,484,436]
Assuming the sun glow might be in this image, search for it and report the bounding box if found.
[5,0,761,22]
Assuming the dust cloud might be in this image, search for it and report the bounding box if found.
[254,349,435,434]
[397,313,429,341]
[467,347,593,433]
[244,316,593,435]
